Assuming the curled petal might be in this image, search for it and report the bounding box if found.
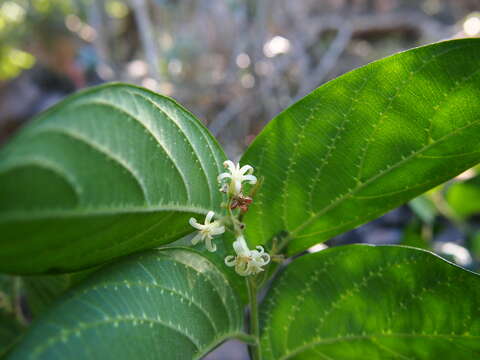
[189,217,203,230]
[217,172,231,182]
[205,237,217,252]
[255,246,265,254]
[239,164,253,175]
[242,174,257,184]
[205,211,215,224]
[223,160,236,172]
[225,256,236,266]
[260,253,270,265]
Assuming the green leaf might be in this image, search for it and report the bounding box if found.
[446,175,480,218]
[0,83,226,274]
[260,245,480,360]
[241,39,480,254]
[7,247,244,360]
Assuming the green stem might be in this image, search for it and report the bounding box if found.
[226,198,243,237]
[247,277,261,360]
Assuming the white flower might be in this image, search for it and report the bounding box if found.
[225,236,270,276]
[189,211,225,252]
[217,160,257,195]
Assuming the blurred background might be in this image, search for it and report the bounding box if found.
[1,0,480,358]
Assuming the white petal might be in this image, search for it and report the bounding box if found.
[189,217,203,230]
[242,174,257,184]
[239,164,253,175]
[223,160,236,172]
[191,233,203,245]
[205,237,217,252]
[205,211,215,224]
[255,246,264,254]
[225,256,236,266]
[217,172,232,182]
[233,236,250,256]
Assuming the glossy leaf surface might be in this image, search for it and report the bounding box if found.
[0,83,226,274]
[8,248,243,360]
[260,245,480,359]
[241,39,480,254]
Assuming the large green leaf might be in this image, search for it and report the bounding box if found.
[0,83,226,274]
[260,245,480,359]
[241,39,480,254]
[7,247,244,360]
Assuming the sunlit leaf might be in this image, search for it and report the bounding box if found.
[242,39,480,254]
[260,245,480,359]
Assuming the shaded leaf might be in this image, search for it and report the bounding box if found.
[0,83,226,274]
[23,268,96,318]
[8,248,244,360]
[241,39,480,254]
[260,245,480,359]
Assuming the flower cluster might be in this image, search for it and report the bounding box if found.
[188,160,270,276]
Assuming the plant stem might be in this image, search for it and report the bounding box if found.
[247,277,261,360]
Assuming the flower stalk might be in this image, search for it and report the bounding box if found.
[188,159,271,354]
[247,276,261,360]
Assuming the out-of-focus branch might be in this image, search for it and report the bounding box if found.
[295,22,353,101]
[88,0,116,79]
[209,94,252,137]
[351,11,451,40]
[130,0,160,81]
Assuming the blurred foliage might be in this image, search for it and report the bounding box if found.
[0,0,80,80]
[446,175,480,219]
